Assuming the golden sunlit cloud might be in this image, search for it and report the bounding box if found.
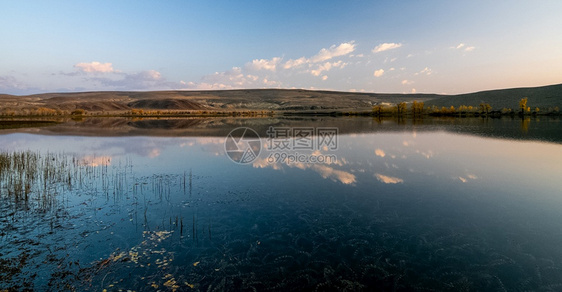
[415,149,433,159]
[452,43,476,52]
[311,150,322,156]
[79,155,111,167]
[313,165,356,184]
[372,42,402,53]
[375,173,404,184]
[196,138,225,145]
[247,57,281,71]
[457,173,477,183]
[252,158,283,170]
[148,149,161,158]
[375,148,386,157]
[74,61,115,73]
[310,42,356,63]
[252,158,356,184]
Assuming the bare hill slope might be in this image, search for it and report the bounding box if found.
[1,84,561,113]
[425,83,562,110]
[0,89,440,112]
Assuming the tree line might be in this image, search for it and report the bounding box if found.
[370,98,559,117]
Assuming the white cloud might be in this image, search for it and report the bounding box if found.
[247,57,281,71]
[263,78,280,86]
[283,57,307,69]
[372,42,402,53]
[93,69,180,90]
[79,155,112,167]
[282,41,356,71]
[384,57,397,63]
[453,43,475,52]
[375,149,386,157]
[310,63,331,76]
[458,173,478,183]
[157,41,355,91]
[415,67,432,76]
[401,79,414,85]
[186,82,233,90]
[310,41,356,63]
[202,67,249,86]
[247,74,259,81]
[0,75,26,91]
[145,70,161,79]
[313,165,356,184]
[74,61,115,73]
[374,173,404,184]
[184,67,261,89]
[373,69,385,77]
[309,60,346,76]
[415,149,433,159]
[252,159,356,184]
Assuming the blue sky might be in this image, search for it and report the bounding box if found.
[1,0,561,95]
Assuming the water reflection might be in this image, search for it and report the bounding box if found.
[2,116,561,143]
[1,121,562,290]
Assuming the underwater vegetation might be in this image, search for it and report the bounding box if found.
[1,150,562,291]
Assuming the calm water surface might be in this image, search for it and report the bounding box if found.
[1,118,562,291]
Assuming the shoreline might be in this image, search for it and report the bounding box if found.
[0,109,559,120]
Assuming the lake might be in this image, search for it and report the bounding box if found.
[1,116,562,291]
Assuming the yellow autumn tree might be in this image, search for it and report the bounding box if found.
[372,105,383,116]
[479,103,492,115]
[519,97,528,115]
[412,101,424,116]
[396,102,407,115]
[71,109,86,116]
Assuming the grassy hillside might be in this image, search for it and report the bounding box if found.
[0,84,561,115]
[426,84,562,111]
[0,89,440,113]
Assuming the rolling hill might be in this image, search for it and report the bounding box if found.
[0,84,561,114]
[425,83,562,110]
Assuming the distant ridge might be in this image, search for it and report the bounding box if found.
[0,84,561,113]
[426,83,562,110]
[0,89,441,112]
